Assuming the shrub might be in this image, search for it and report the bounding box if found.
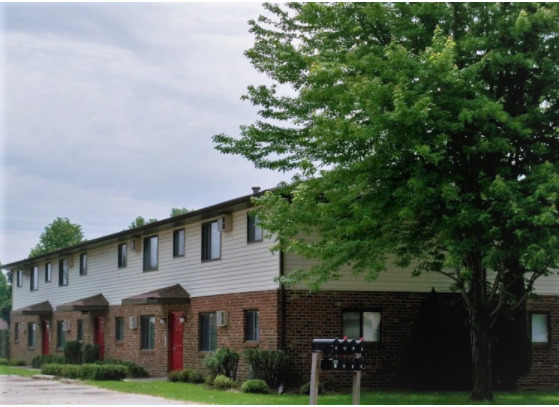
[243,349,293,389]
[32,355,64,368]
[213,374,234,390]
[168,369,189,382]
[187,369,205,384]
[63,341,82,364]
[104,359,149,378]
[204,348,239,380]
[41,363,126,380]
[82,343,100,364]
[8,359,27,366]
[300,381,325,395]
[241,379,270,394]
[0,358,8,365]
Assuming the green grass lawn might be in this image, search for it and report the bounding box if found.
[2,365,559,404]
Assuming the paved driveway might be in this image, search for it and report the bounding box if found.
[1,375,189,405]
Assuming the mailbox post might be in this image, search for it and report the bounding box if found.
[310,338,365,405]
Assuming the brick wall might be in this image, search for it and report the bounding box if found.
[283,290,559,390]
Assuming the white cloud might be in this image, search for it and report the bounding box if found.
[1,3,289,264]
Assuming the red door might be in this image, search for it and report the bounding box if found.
[94,317,105,361]
[168,312,184,371]
[41,320,50,355]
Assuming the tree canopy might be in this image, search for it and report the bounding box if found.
[29,217,85,258]
[214,3,559,400]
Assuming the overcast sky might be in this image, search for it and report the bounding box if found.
[1,2,291,264]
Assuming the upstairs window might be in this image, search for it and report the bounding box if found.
[16,269,23,287]
[531,313,549,344]
[118,243,127,268]
[45,263,52,282]
[80,253,88,276]
[30,266,38,291]
[143,236,158,271]
[247,213,263,243]
[173,229,185,257]
[201,221,221,261]
[343,311,381,342]
[59,258,69,286]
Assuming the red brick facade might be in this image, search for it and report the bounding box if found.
[10,288,559,389]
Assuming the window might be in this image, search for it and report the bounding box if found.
[14,323,19,342]
[16,269,23,287]
[173,229,185,257]
[77,319,84,341]
[58,258,69,286]
[199,312,217,351]
[247,213,263,243]
[343,311,381,342]
[118,243,127,268]
[245,310,260,342]
[202,221,221,260]
[143,236,159,271]
[140,316,155,350]
[57,321,66,348]
[115,317,124,342]
[28,322,36,347]
[45,263,52,282]
[80,253,87,276]
[30,266,39,291]
[531,313,549,344]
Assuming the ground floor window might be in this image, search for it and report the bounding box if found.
[531,313,549,344]
[140,316,155,349]
[115,317,124,342]
[27,322,36,347]
[14,322,19,342]
[199,312,217,351]
[343,311,381,342]
[77,319,84,341]
[245,310,259,342]
[56,321,66,348]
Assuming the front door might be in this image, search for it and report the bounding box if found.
[168,312,184,371]
[41,320,50,355]
[93,316,105,360]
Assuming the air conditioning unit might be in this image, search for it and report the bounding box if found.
[218,214,233,233]
[216,311,228,327]
[129,316,138,329]
[131,238,141,252]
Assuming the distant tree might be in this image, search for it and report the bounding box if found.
[29,217,85,258]
[0,266,11,324]
[170,208,192,217]
[128,216,158,229]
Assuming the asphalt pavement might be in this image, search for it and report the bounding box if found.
[0,374,191,405]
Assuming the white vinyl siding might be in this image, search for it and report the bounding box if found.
[12,210,281,309]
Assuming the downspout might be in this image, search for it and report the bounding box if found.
[279,250,286,350]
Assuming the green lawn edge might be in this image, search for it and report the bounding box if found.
[2,366,559,405]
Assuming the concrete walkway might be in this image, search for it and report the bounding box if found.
[1,374,191,405]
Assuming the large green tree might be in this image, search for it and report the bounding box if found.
[214,3,559,400]
[29,217,85,258]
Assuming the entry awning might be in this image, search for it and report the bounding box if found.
[56,294,109,312]
[122,284,190,305]
[12,301,53,316]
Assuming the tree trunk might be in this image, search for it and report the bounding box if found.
[470,311,493,401]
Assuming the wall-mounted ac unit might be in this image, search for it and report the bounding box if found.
[216,311,228,327]
[131,238,141,252]
[129,316,138,329]
[218,214,233,233]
